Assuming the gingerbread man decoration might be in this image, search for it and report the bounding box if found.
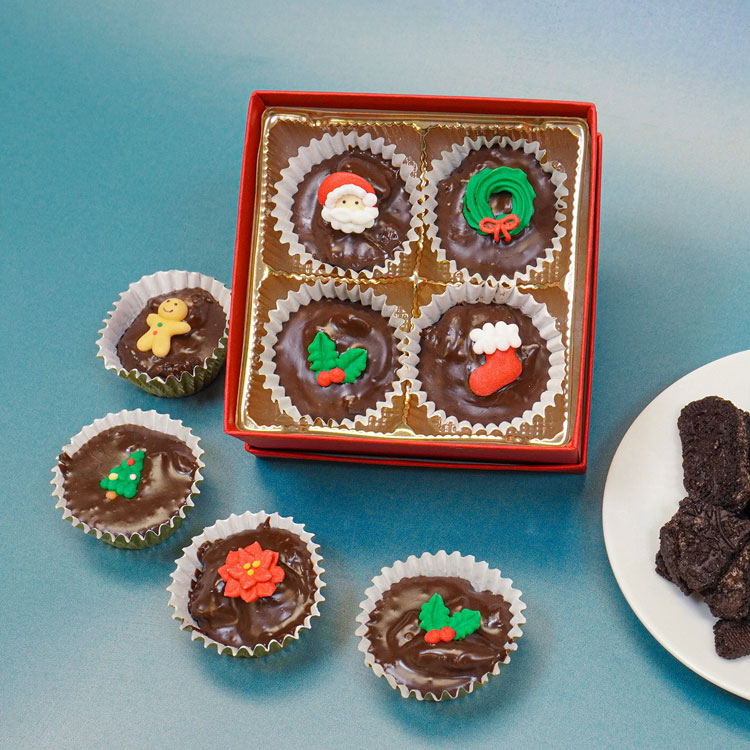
[136,298,191,358]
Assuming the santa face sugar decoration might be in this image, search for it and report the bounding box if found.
[468,322,523,397]
[317,172,379,234]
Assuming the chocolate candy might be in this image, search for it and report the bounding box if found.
[58,425,198,538]
[187,521,317,650]
[291,150,413,272]
[117,288,226,379]
[418,302,550,426]
[273,299,399,422]
[364,575,514,697]
[434,144,559,279]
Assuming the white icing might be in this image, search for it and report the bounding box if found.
[469,322,521,355]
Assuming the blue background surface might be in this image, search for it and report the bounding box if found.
[2,1,749,747]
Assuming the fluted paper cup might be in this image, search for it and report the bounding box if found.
[51,409,204,549]
[355,551,526,700]
[96,269,231,397]
[270,130,422,278]
[403,282,565,435]
[424,135,568,285]
[258,279,410,430]
[167,511,325,658]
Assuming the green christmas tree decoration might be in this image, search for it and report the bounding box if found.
[99,450,146,500]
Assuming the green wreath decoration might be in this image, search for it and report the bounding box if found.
[462,167,536,243]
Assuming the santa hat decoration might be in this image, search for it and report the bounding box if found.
[317,171,379,234]
[317,172,377,208]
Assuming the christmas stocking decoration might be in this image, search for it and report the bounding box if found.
[468,322,522,397]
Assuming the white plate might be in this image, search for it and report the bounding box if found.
[603,350,750,699]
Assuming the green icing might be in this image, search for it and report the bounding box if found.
[307,331,368,382]
[418,592,481,640]
[100,450,145,499]
[462,166,535,238]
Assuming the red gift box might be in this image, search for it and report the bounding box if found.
[224,91,602,472]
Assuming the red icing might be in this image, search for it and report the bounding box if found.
[469,348,522,397]
[329,367,345,383]
[478,214,520,243]
[317,371,332,387]
[217,541,285,603]
[317,171,376,206]
[439,626,456,642]
[424,629,441,644]
[126,458,135,466]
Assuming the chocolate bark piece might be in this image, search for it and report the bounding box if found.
[655,496,750,594]
[187,521,317,650]
[678,397,750,511]
[117,288,226,379]
[704,543,750,621]
[364,575,514,698]
[713,617,750,660]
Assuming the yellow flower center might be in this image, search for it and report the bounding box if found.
[243,563,251,569]
[246,569,254,576]
[252,560,261,568]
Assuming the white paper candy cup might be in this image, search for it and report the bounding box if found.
[167,511,325,658]
[96,269,231,397]
[270,130,423,278]
[258,279,411,430]
[355,551,526,701]
[51,409,204,549]
[424,135,569,285]
[403,282,566,435]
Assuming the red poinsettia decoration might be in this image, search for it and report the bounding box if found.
[217,542,285,603]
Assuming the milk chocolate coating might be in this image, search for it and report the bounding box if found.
[187,521,317,649]
[365,575,514,696]
[116,288,226,379]
[58,425,198,537]
[435,144,559,279]
[290,149,413,272]
[273,299,399,423]
[418,303,552,425]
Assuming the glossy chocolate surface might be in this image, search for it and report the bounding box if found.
[59,425,198,537]
[435,144,560,279]
[365,575,514,696]
[117,287,226,378]
[274,299,399,422]
[291,149,413,272]
[187,521,317,649]
[418,302,551,426]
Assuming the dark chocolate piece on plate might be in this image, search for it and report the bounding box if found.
[714,617,750,660]
[678,396,750,511]
[704,543,750,621]
[655,496,750,594]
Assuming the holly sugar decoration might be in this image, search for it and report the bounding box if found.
[468,322,523,397]
[307,331,368,387]
[317,172,379,234]
[100,450,145,500]
[463,167,536,243]
[419,593,481,644]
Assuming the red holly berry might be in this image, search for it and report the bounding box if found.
[439,626,456,642]
[329,367,345,383]
[317,371,332,387]
[424,629,441,644]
